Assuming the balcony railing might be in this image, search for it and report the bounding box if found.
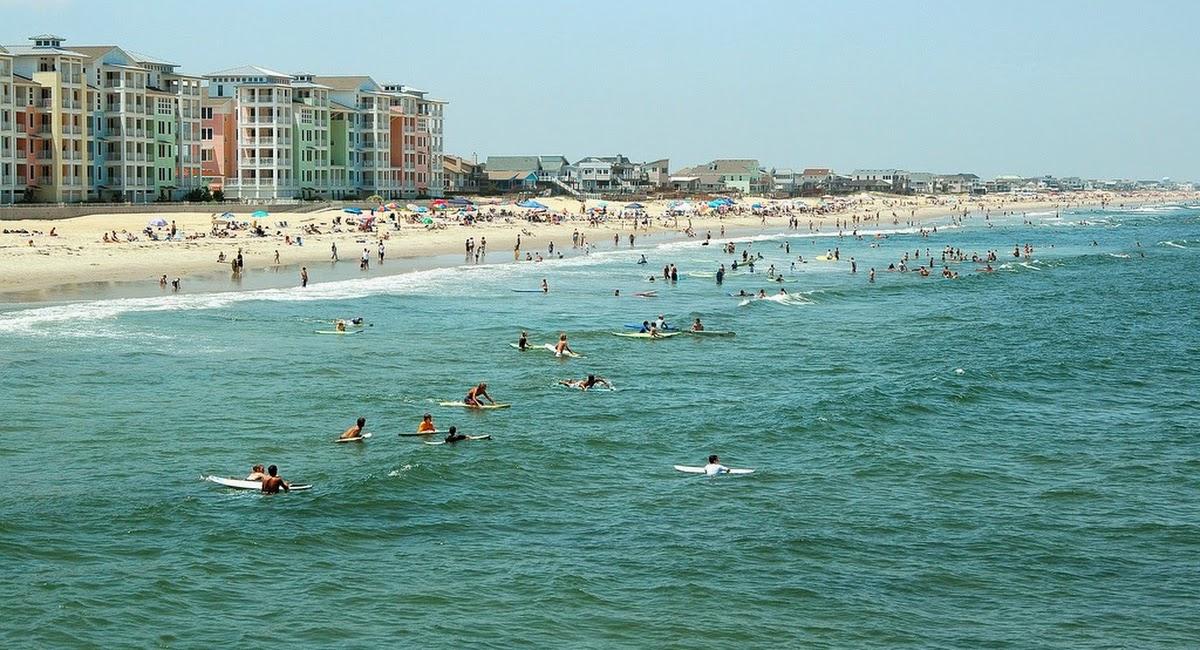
[61,151,82,160]
[36,151,54,160]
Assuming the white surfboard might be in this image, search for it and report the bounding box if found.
[438,401,511,409]
[202,475,313,490]
[673,465,755,476]
[335,432,373,443]
[425,434,492,445]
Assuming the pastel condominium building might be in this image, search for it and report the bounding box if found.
[1,34,204,204]
[0,34,446,205]
[201,67,445,201]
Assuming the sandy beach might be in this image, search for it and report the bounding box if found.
[0,191,1193,295]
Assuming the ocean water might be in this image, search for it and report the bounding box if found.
[1,205,1198,648]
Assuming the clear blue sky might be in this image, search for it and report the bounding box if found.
[5,0,1198,179]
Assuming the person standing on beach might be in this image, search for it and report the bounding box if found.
[378,242,385,264]
[300,267,309,287]
[274,250,280,265]
[331,242,338,261]
[629,233,635,248]
[479,237,486,257]
[360,248,370,270]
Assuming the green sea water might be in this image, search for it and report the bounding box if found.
[1,204,1198,648]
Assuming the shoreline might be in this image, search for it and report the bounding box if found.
[0,191,1193,303]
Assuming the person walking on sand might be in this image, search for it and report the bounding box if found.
[274,249,280,265]
[331,242,338,261]
[301,266,309,287]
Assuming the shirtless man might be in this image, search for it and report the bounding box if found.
[554,333,574,358]
[559,374,613,391]
[691,318,705,332]
[339,417,366,440]
[261,465,290,493]
[464,383,495,407]
[540,279,549,294]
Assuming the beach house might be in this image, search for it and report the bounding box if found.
[671,159,764,194]
[0,46,16,204]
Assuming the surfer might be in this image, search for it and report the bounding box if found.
[339,417,366,440]
[691,318,705,332]
[554,333,574,357]
[335,320,347,332]
[517,331,529,351]
[655,315,668,330]
[418,413,437,433]
[444,426,467,443]
[260,465,290,493]
[704,454,731,476]
[246,464,268,481]
[464,383,495,407]
[637,254,647,265]
[559,374,613,391]
[638,320,652,333]
[541,279,549,293]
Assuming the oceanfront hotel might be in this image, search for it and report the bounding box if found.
[0,34,446,204]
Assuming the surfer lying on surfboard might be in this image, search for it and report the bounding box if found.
[441,426,492,444]
[558,374,613,391]
[339,416,367,440]
[464,383,495,407]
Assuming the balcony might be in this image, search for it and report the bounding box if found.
[62,125,83,135]
[61,151,82,160]
[37,99,53,109]
[36,150,54,160]
[61,100,82,110]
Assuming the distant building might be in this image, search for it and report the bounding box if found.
[672,159,763,194]
[934,173,979,194]
[850,169,910,193]
[908,172,936,194]
[443,154,482,193]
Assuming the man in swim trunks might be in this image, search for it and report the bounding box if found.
[261,465,290,493]
[418,413,437,433]
[559,374,613,391]
[704,454,731,476]
[340,417,366,440]
[464,383,495,407]
[554,333,574,357]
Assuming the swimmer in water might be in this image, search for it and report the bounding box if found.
[558,374,613,391]
[691,318,705,332]
[703,454,731,476]
[464,383,495,407]
[517,331,529,351]
[339,417,367,440]
[554,333,574,358]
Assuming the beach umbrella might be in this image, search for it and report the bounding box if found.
[219,211,237,220]
[624,202,644,209]
[343,207,363,215]
[251,210,269,219]
[148,217,167,227]
[518,199,548,209]
[449,197,472,206]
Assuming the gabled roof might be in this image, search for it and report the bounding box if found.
[485,169,537,181]
[312,75,381,93]
[801,168,831,176]
[205,64,292,79]
[485,156,540,172]
[68,45,122,60]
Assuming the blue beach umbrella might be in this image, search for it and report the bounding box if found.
[251,210,269,219]
[343,207,363,215]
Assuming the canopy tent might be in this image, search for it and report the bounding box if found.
[148,217,167,227]
[518,199,548,209]
[343,207,363,215]
[624,202,644,209]
[384,202,401,210]
[250,210,269,219]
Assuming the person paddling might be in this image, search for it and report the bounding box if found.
[261,465,291,493]
[703,455,731,476]
[339,417,366,440]
[464,383,495,407]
